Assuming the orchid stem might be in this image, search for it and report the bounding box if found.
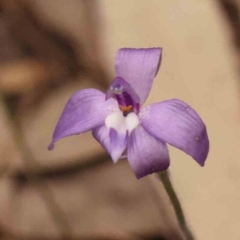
[159,171,195,240]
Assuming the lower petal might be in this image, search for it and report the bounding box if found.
[92,125,127,163]
[141,99,209,166]
[92,125,111,156]
[109,128,128,163]
[127,126,170,179]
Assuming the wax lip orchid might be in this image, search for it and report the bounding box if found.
[48,48,209,179]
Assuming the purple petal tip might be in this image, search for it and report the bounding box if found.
[48,142,54,151]
[135,160,170,179]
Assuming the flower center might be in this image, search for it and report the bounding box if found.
[105,111,139,135]
[119,105,133,116]
[106,76,140,116]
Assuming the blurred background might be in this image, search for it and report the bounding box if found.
[0,0,239,239]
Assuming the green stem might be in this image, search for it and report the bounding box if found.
[159,171,195,240]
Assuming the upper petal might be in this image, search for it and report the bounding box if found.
[128,126,170,179]
[48,89,117,150]
[141,99,209,166]
[115,48,162,104]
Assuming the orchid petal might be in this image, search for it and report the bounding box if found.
[103,111,136,162]
[105,111,126,135]
[141,99,209,166]
[48,89,117,150]
[128,126,170,179]
[115,48,162,104]
[125,112,140,134]
[105,111,139,135]
[92,125,111,156]
[92,125,127,163]
[109,128,128,163]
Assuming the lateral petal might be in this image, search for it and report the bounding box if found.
[141,99,209,166]
[48,89,117,150]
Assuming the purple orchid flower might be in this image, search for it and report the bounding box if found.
[48,48,209,179]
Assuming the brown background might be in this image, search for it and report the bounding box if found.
[0,0,239,239]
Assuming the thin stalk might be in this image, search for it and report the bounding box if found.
[159,171,195,240]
